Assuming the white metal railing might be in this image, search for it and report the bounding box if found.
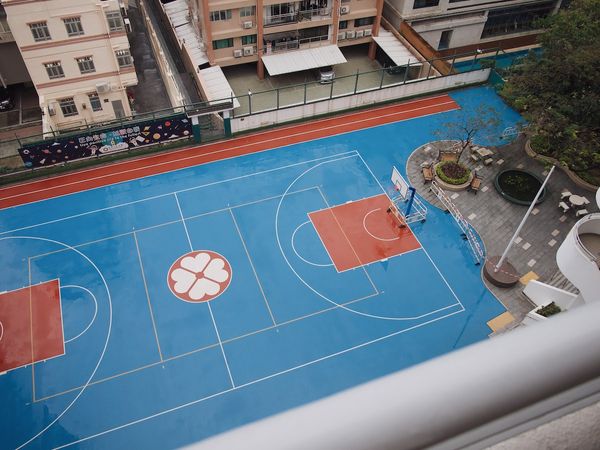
[264,7,331,26]
[188,301,600,450]
[265,35,329,53]
[430,179,485,264]
[264,11,298,26]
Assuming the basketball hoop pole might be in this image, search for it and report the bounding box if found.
[405,187,416,216]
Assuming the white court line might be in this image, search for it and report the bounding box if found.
[228,208,277,326]
[0,151,357,237]
[291,221,333,267]
[175,192,236,389]
[53,307,464,450]
[1,236,114,450]
[133,232,164,361]
[0,320,3,342]
[275,157,460,321]
[354,152,466,311]
[60,285,98,344]
[362,208,400,242]
[0,96,456,206]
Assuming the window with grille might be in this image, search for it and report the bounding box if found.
[88,93,102,112]
[354,17,375,27]
[106,11,124,32]
[44,62,64,80]
[339,20,348,29]
[115,49,133,67]
[212,38,233,50]
[76,56,95,74]
[240,6,256,17]
[63,17,84,36]
[59,97,78,117]
[29,21,51,42]
[209,10,232,21]
[413,0,439,8]
[241,35,257,45]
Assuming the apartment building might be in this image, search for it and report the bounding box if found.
[2,0,138,132]
[385,0,562,53]
[0,4,29,88]
[187,0,385,78]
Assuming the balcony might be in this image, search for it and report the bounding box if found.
[264,33,330,54]
[264,7,331,27]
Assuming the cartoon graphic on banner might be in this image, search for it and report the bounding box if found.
[18,116,192,168]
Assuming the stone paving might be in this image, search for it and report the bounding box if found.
[406,134,598,323]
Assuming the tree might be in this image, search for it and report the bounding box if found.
[434,105,500,162]
[500,0,600,182]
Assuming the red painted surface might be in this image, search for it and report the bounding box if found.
[309,194,421,272]
[0,280,64,372]
[0,95,459,210]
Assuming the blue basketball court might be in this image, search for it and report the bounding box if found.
[0,87,521,449]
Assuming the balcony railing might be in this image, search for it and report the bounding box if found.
[265,34,330,53]
[264,7,331,27]
[0,30,14,42]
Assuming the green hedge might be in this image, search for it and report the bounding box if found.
[435,161,471,185]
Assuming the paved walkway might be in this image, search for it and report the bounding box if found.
[407,134,598,323]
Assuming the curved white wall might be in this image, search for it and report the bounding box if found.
[556,213,600,303]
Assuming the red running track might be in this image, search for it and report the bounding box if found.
[0,94,459,210]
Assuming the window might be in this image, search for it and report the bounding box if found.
[241,35,257,45]
[88,93,102,112]
[212,38,233,50]
[76,56,95,74]
[63,17,84,36]
[240,6,256,17]
[339,20,348,29]
[59,97,78,117]
[354,17,374,27]
[438,30,452,50]
[106,11,124,32]
[481,2,554,38]
[413,0,439,8]
[115,49,133,67]
[44,61,64,80]
[29,21,51,42]
[209,10,232,22]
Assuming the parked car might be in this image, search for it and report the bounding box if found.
[0,87,14,112]
[316,65,335,83]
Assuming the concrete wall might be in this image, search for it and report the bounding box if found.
[231,68,488,132]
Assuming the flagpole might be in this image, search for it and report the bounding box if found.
[494,165,555,272]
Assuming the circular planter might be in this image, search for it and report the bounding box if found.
[434,162,473,191]
[494,169,546,205]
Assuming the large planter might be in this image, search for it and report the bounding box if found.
[434,162,473,191]
[494,169,546,205]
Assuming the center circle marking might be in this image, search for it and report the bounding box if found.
[167,250,232,303]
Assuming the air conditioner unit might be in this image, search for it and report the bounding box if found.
[96,82,111,94]
[243,21,253,29]
[340,5,350,14]
[124,18,132,33]
[243,46,254,56]
[356,30,364,38]
[346,30,355,39]
[364,29,372,36]
[338,31,346,40]
[48,105,56,116]
[233,49,243,58]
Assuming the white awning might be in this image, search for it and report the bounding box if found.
[163,0,209,67]
[198,66,240,109]
[373,30,422,67]
[262,45,347,76]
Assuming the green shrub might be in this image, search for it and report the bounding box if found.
[537,302,561,317]
[435,162,471,185]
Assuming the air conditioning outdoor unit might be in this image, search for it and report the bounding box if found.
[96,82,111,94]
[124,18,132,33]
[364,29,372,36]
[340,5,350,14]
[243,21,253,29]
[338,31,346,40]
[243,46,254,56]
[346,30,355,39]
[234,49,243,58]
[356,30,364,38]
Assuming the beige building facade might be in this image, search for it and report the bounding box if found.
[3,0,138,132]
[187,0,385,78]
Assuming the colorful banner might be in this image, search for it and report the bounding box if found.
[19,116,192,168]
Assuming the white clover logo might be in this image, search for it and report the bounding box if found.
[167,251,232,302]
